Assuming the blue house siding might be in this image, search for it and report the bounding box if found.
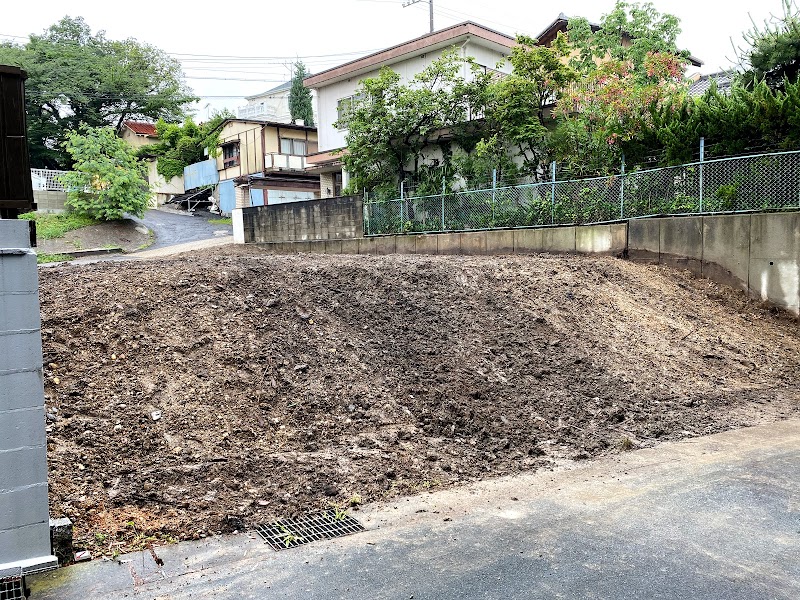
[183,159,219,190]
[219,179,236,214]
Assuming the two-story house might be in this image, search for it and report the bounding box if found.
[303,22,517,199]
[237,81,318,125]
[209,118,320,214]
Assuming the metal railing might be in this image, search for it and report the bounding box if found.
[30,169,69,191]
[363,150,800,235]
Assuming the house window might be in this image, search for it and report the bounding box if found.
[336,93,365,128]
[333,172,343,197]
[222,142,240,168]
[279,138,307,156]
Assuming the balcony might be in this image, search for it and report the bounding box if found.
[265,153,306,171]
[237,104,278,120]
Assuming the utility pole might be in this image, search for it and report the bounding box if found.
[402,0,434,33]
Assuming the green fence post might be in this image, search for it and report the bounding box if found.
[550,161,556,224]
[620,153,626,219]
[699,137,705,213]
[492,168,497,225]
[399,181,404,233]
[441,177,446,231]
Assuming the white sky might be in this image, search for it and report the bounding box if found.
[0,0,789,117]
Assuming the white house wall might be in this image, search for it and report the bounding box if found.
[316,43,512,153]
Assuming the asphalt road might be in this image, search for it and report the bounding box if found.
[30,419,800,599]
[137,209,232,251]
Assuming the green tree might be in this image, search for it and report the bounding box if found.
[739,1,800,89]
[548,2,693,175]
[288,61,315,126]
[480,33,576,181]
[340,49,489,195]
[567,1,689,75]
[60,126,150,220]
[0,16,196,169]
[142,112,232,180]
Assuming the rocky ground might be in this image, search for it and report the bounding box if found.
[38,248,800,558]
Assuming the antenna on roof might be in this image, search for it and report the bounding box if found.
[402,0,434,34]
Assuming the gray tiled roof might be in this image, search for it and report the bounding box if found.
[689,71,734,97]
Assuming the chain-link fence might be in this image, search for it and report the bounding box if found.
[363,150,800,235]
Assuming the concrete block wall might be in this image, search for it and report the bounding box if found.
[32,190,67,214]
[0,220,57,577]
[249,223,628,259]
[239,195,363,243]
[628,212,800,315]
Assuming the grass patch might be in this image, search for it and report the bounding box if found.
[37,253,74,264]
[19,212,100,240]
[208,217,232,225]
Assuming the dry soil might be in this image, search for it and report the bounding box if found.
[38,248,800,557]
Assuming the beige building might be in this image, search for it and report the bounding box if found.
[120,121,185,206]
[212,119,320,212]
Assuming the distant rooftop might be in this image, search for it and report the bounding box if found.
[245,80,292,100]
[123,121,157,136]
[688,71,734,97]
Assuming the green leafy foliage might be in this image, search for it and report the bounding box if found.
[340,49,490,196]
[142,113,231,180]
[59,126,151,220]
[17,212,99,239]
[0,16,197,169]
[289,61,315,126]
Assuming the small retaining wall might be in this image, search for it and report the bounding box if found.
[248,223,628,258]
[33,190,67,214]
[235,195,363,244]
[629,212,800,315]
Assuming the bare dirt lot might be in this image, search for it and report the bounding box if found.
[38,248,800,557]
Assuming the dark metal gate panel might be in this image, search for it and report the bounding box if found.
[0,65,34,217]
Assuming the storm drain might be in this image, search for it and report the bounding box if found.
[254,510,365,551]
[0,573,25,600]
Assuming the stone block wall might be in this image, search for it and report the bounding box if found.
[239,196,363,243]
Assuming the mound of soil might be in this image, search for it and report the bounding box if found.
[38,249,800,557]
[37,218,150,255]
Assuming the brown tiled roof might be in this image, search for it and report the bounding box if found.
[124,121,158,136]
[304,21,516,88]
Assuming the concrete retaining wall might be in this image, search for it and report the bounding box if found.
[0,220,57,577]
[236,195,363,244]
[629,212,800,315]
[247,223,628,258]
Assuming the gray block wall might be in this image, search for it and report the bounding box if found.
[32,190,67,214]
[240,196,364,244]
[0,219,57,577]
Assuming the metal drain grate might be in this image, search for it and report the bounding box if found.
[254,509,365,550]
[0,573,25,600]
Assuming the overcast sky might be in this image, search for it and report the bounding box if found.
[0,0,790,116]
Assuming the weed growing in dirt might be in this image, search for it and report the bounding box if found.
[348,494,363,507]
[329,505,349,522]
[208,217,232,225]
[37,253,74,264]
[19,212,100,240]
[619,437,634,451]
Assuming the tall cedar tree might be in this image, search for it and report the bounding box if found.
[288,61,314,126]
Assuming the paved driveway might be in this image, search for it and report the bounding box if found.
[30,419,800,599]
[136,209,232,251]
